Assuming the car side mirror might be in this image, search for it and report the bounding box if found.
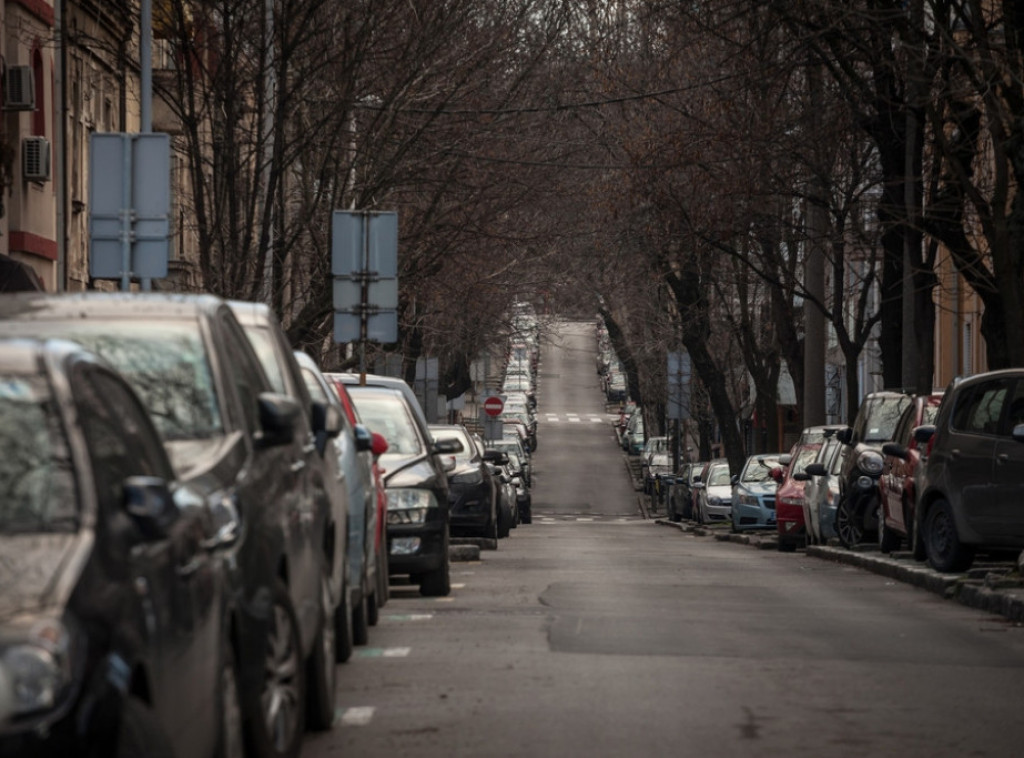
[124,476,176,541]
[793,472,810,482]
[370,431,389,457]
[730,474,739,486]
[354,423,373,453]
[434,438,463,455]
[804,463,827,477]
[442,455,457,473]
[913,425,936,445]
[256,392,300,448]
[836,427,853,445]
[881,441,909,460]
[311,400,342,438]
[777,454,792,467]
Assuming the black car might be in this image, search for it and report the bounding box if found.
[0,292,341,756]
[833,390,912,547]
[914,370,1024,572]
[430,424,499,540]
[0,338,241,757]
[342,384,460,596]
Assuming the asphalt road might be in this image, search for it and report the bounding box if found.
[305,321,1024,758]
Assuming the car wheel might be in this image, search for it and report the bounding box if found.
[306,574,337,732]
[376,549,390,608]
[878,503,901,554]
[420,544,451,597]
[909,506,927,562]
[367,580,380,627]
[217,636,245,758]
[835,497,863,548]
[244,580,304,758]
[668,500,681,523]
[352,586,369,646]
[116,696,176,758]
[924,499,975,573]
[497,502,512,538]
[488,504,501,540]
[334,577,354,664]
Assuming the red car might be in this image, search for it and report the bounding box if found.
[878,392,944,556]
[775,427,833,551]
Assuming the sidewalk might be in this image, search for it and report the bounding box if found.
[655,518,1024,624]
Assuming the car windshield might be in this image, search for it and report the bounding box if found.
[860,396,911,442]
[741,456,782,483]
[19,322,222,441]
[348,391,423,455]
[0,375,78,532]
[431,427,474,463]
[792,445,820,475]
[707,465,731,486]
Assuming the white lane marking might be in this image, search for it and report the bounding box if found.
[451,583,466,589]
[385,613,434,622]
[568,417,581,423]
[576,517,595,522]
[590,417,603,422]
[340,707,375,726]
[435,597,455,603]
[355,646,412,658]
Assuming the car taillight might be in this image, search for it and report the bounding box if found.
[778,496,803,506]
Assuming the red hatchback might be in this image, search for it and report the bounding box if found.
[878,392,944,556]
[776,427,833,551]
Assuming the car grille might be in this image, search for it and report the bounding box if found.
[765,497,776,510]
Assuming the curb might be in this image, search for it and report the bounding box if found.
[449,544,481,562]
[655,519,1024,624]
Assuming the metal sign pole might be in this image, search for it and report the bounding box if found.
[120,136,133,291]
[359,210,369,385]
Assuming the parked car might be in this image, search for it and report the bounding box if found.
[730,453,785,532]
[693,459,732,523]
[667,461,703,522]
[878,392,944,555]
[328,376,392,613]
[798,428,848,545]
[776,433,830,552]
[430,424,500,540]
[296,351,384,645]
[484,436,533,523]
[623,411,645,455]
[340,383,460,596]
[0,338,242,757]
[641,436,671,494]
[833,390,912,547]
[913,371,1024,572]
[0,292,343,753]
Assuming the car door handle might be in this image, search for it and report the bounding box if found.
[998,453,1010,464]
[950,449,961,460]
[290,459,307,473]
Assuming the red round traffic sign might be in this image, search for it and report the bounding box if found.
[483,396,504,417]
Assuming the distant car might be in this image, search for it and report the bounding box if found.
[913,371,1024,572]
[641,436,671,494]
[623,412,645,455]
[667,461,703,522]
[730,453,785,532]
[798,429,847,545]
[484,436,533,523]
[430,424,500,540]
[878,392,944,555]
[693,459,732,523]
[833,390,912,547]
[342,384,460,596]
[776,433,830,552]
[0,338,242,757]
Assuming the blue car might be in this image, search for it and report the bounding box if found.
[730,454,785,532]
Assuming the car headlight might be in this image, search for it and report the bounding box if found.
[451,470,484,486]
[708,495,723,505]
[857,450,884,476]
[0,618,78,720]
[737,494,759,506]
[385,488,437,525]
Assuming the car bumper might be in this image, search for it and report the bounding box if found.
[732,501,776,529]
[386,514,448,575]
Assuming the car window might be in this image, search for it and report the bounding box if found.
[241,324,286,394]
[857,395,910,443]
[708,465,731,486]
[0,374,77,532]
[952,380,1010,435]
[741,456,781,483]
[23,321,222,441]
[217,311,266,434]
[348,391,423,455]
[791,445,820,475]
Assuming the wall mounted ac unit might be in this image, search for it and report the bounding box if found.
[22,137,50,182]
[4,66,35,111]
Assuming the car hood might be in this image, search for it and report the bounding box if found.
[707,484,732,499]
[381,453,440,488]
[738,481,777,496]
[0,532,90,624]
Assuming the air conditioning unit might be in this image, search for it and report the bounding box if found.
[22,137,50,182]
[4,66,35,111]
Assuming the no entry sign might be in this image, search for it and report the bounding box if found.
[483,395,505,417]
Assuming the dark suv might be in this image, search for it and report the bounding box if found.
[0,293,342,754]
[833,390,911,547]
[914,370,1024,572]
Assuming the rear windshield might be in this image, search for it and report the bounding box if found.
[0,375,77,532]
[348,391,423,455]
[13,322,222,441]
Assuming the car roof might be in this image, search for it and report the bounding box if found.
[0,291,226,321]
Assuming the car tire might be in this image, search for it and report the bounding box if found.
[376,549,390,608]
[352,587,369,646]
[497,502,512,538]
[216,636,245,758]
[909,507,927,562]
[420,543,451,597]
[835,497,863,548]
[924,498,975,573]
[116,696,176,758]
[668,501,681,523]
[244,580,305,758]
[334,578,354,664]
[878,503,901,554]
[306,574,338,732]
